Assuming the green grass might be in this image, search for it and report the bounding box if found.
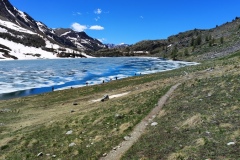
[122,55,240,160]
[0,51,239,159]
[0,67,172,159]
[2,87,170,159]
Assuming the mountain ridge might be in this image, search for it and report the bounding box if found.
[93,17,240,61]
[0,0,106,60]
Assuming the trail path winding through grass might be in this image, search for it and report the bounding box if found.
[101,83,181,160]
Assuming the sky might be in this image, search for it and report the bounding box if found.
[9,0,240,45]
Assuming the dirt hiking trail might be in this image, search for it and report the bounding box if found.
[100,83,181,160]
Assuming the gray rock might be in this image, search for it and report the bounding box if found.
[66,130,73,135]
[151,122,158,126]
[69,142,76,147]
[72,102,78,105]
[101,95,109,102]
[102,153,107,157]
[115,113,124,119]
[113,146,120,150]
[37,152,43,157]
[124,136,131,141]
[52,155,57,158]
[0,108,11,113]
[227,142,235,146]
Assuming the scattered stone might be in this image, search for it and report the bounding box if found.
[37,152,43,157]
[205,131,211,136]
[227,142,235,146]
[46,153,51,156]
[124,136,131,141]
[151,122,158,126]
[66,130,73,135]
[206,67,214,71]
[69,142,76,147]
[101,95,109,102]
[70,109,75,113]
[52,155,57,158]
[0,108,11,113]
[115,113,124,119]
[113,146,120,150]
[207,93,212,97]
[72,102,78,105]
[0,123,5,126]
[102,153,107,157]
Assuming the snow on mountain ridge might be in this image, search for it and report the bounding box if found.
[17,10,30,23]
[0,19,36,34]
[0,26,7,33]
[2,0,15,18]
[36,21,47,33]
[0,0,106,60]
[60,31,72,37]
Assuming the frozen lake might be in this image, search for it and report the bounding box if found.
[0,57,198,100]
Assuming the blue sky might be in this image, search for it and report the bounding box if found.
[9,0,240,44]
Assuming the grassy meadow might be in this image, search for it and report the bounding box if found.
[0,51,239,159]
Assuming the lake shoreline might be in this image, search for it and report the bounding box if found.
[0,57,198,100]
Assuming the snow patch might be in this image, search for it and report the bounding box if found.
[0,19,36,34]
[91,92,130,102]
[0,37,58,60]
[60,31,71,37]
[36,21,46,33]
[17,10,29,23]
[0,27,7,33]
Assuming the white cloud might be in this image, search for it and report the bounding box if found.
[94,8,102,14]
[140,16,144,19]
[71,23,87,32]
[95,16,100,21]
[72,12,82,16]
[89,25,104,30]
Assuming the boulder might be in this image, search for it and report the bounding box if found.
[101,95,109,102]
[37,152,43,157]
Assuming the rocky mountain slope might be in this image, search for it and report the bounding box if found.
[0,0,106,60]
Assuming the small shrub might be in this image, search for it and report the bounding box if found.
[1,145,9,150]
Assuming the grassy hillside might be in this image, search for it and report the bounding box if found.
[123,52,240,159]
[0,50,239,159]
[93,17,240,62]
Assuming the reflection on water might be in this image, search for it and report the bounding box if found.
[0,87,52,100]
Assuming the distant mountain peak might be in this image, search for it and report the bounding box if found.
[106,43,130,49]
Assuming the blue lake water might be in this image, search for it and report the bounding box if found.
[0,57,198,100]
